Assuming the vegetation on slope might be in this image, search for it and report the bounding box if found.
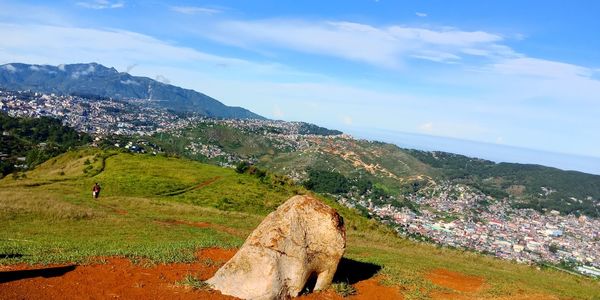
[149,122,600,217]
[407,150,600,217]
[1,149,598,299]
[0,113,91,177]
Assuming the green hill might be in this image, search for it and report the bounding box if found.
[407,150,600,217]
[148,121,600,217]
[1,149,598,299]
[0,113,91,177]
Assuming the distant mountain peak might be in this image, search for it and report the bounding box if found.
[0,62,264,120]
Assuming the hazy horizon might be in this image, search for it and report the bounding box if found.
[343,126,600,176]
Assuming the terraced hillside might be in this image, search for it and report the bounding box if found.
[1,149,598,299]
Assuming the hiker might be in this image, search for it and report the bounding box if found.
[92,183,101,199]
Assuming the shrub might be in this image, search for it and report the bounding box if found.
[331,282,357,297]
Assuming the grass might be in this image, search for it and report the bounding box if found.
[330,282,357,297]
[175,274,210,290]
[1,149,599,299]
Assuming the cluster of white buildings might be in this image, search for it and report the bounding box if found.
[0,90,186,136]
[338,181,600,277]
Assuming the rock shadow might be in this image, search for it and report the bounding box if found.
[333,257,382,284]
[302,258,381,294]
[0,265,77,284]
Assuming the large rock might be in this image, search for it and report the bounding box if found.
[206,195,346,299]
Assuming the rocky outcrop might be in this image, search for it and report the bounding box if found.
[206,195,346,299]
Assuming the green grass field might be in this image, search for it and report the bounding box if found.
[1,149,598,299]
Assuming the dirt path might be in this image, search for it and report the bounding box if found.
[161,176,222,196]
[0,248,403,300]
[191,177,221,191]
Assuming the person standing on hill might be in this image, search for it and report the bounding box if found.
[92,183,101,199]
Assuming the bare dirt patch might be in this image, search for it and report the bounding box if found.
[0,248,237,300]
[426,268,484,293]
[0,249,404,300]
[298,276,403,300]
[351,276,404,299]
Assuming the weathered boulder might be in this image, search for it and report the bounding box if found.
[206,195,346,299]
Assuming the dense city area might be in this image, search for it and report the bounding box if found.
[0,89,194,136]
[2,89,599,278]
[338,183,600,276]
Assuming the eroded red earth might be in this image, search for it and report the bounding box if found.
[1,244,557,300]
[0,248,404,300]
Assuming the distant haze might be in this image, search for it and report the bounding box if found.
[347,128,600,176]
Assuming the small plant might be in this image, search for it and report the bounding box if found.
[331,282,357,297]
[175,274,210,290]
[201,258,221,267]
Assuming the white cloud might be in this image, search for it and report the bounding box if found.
[203,19,507,67]
[155,75,170,84]
[76,0,124,10]
[411,50,460,63]
[415,12,428,17]
[170,6,221,15]
[491,57,593,79]
[342,116,353,125]
[418,122,434,133]
[2,64,16,72]
[273,105,284,118]
[29,65,40,71]
[0,23,281,74]
[120,79,139,85]
[71,64,95,79]
[2,12,598,156]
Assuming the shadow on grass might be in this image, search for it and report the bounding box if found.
[333,257,382,284]
[0,254,24,259]
[0,265,77,284]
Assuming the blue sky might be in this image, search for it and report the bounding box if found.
[1,0,599,172]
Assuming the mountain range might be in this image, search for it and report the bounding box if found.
[0,63,263,119]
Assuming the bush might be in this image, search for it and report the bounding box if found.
[303,169,350,194]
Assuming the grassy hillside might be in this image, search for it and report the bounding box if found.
[0,113,91,177]
[1,149,598,299]
[148,123,600,217]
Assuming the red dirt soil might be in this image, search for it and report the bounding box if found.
[350,276,404,300]
[426,268,484,293]
[297,276,404,300]
[192,177,221,190]
[0,248,402,300]
[0,248,237,300]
